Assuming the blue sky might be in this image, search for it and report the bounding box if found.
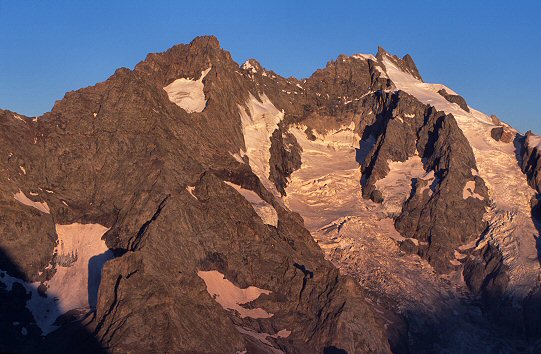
[1,1,540,133]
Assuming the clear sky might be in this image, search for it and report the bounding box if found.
[1,1,540,133]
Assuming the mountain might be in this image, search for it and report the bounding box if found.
[1,35,540,353]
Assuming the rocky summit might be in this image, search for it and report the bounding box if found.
[1,36,541,353]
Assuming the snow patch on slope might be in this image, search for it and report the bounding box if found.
[0,223,111,335]
[352,53,376,61]
[238,93,284,195]
[383,56,468,116]
[284,122,363,231]
[186,186,197,200]
[462,180,484,200]
[375,156,427,216]
[48,224,112,308]
[229,151,246,164]
[13,190,50,214]
[225,181,278,226]
[163,67,211,113]
[236,326,290,354]
[198,270,273,319]
[242,60,258,74]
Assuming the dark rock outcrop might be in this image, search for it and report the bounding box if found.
[356,89,489,272]
[269,120,303,196]
[519,131,541,193]
[437,88,470,112]
[463,240,508,303]
[490,125,515,143]
[396,110,489,272]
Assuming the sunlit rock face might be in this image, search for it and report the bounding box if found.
[1,36,540,353]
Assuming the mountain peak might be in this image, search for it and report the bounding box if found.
[376,46,389,58]
[401,53,422,81]
[241,59,263,74]
[376,46,422,81]
[189,35,221,49]
[2,36,540,354]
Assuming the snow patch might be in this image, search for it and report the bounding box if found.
[13,190,50,214]
[229,151,246,164]
[383,56,470,116]
[163,67,211,113]
[48,224,111,306]
[198,270,273,319]
[0,223,111,335]
[186,186,197,200]
[238,93,284,195]
[352,53,376,61]
[242,60,257,74]
[375,65,388,79]
[236,326,289,353]
[462,180,484,200]
[225,181,278,226]
[375,156,427,215]
[284,122,363,231]
[19,166,26,175]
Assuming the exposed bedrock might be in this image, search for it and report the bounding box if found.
[0,36,391,353]
[94,173,390,353]
[490,125,515,143]
[519,131,541,193]
[437,88,470,112]
[269,118,303,196]
[3,35,541,353]
[357,90,489,272]
[464,236,541,346]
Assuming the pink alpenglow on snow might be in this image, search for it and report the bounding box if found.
[225,181,278,226]
[13,190,50,214]
[197,270,273,319]
[28,223,112,334]
[163,67,211,113]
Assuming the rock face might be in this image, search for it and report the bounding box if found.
[437,88,470,112]
[490,125,515,143]
[355,89,488,272]
[0,36,389,354]
[520,131,541,192]
[1,36,541,353]
[269,118,303,196]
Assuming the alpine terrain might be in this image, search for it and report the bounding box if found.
[1,36,541,353]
